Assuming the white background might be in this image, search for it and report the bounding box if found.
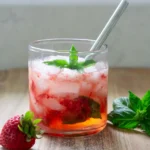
[0,1,150,70]
[0,0,149,5]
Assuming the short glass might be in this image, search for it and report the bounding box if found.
[28,38,108,137]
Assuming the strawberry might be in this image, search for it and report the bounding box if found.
[0,111,42,150]
[60,96,101,124]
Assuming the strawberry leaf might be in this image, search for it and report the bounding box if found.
[18,111,43,141]
[24,111,34,121]
[24,124,29,134]
[18,125,23,132]
[33,119,42,125]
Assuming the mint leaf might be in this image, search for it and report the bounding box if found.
[113,97,130,109]
[140,122,150,136]
[128,91,143,111]
[88,98,101,118]
[43,45,96,71]
[69,45,78,67]
[140,105,150,135]
[79,59,96,68]
[108,91,150,136]
[108,97,139,129]
[44,59,69,68]
[142,90,150,110]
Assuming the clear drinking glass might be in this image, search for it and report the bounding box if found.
[28,38,108,137]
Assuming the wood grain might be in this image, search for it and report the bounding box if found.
[0,68,150,150]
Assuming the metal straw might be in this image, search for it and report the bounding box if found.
[90,0,129,51]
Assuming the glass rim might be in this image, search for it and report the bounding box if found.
[29,38,108,54]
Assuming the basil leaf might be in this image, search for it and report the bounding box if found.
[128,91,143,111]
[44,59,69,68]
[141,90,150,110]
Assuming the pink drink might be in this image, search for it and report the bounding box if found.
[28,39,108,136]
[29,56,108,136]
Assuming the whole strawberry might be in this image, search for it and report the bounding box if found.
[0,111,42,150]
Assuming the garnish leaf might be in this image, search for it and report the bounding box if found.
[140,122,150,136]
[44,60,69,68]
[79,60,96,68]
[141,90,150,110]
[140,105,150,136]
[69,45,78,67]
[108,90,150,136]
[87,97,101,118]
[108,97,139,129]
[113,97,130,109]
[43,45,96,71]
[128,91,143,111]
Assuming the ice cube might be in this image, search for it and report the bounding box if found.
[32,72,50,95]
[50,81,80,94]
[44,55,69,63]
[30,93,44,115]
[80,81,92,96]
[88,72,101,84]
[32,59,61,75]
[94,83,108,97]
[43,98,65,111]
[84,66,97,73]
[58,68,81,81]
[95,62,107,71]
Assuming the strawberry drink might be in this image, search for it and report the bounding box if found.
[29,39,108,136]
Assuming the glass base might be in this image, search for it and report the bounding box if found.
[43,124,107,137]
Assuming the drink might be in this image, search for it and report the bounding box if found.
[28,39,108,136]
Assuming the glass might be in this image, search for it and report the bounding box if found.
[28,38,108,137]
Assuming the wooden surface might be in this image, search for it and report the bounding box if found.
[0,68,150,150]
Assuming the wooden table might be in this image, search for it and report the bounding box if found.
[0,68,150,150]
